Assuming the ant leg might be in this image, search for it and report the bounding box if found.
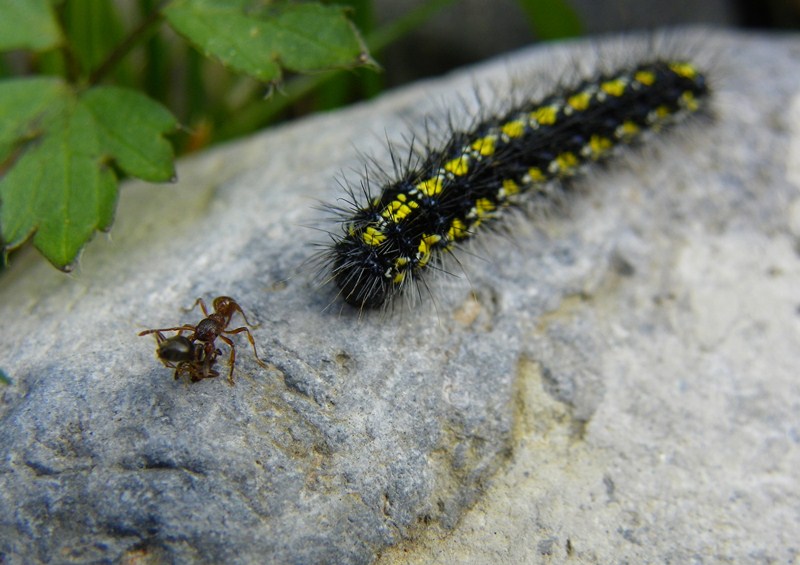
[198,346,221,381]
[225,327,269,368]
[174,363,192,386]
[202,362,221,381]
[229,302,261,329]
[192,361,220,383]
[190,298,210,318]
[174,365,184,380]
[174,360,219,384]
[139,325,196,337]
[218,335,237,386]
[151,329,189,346]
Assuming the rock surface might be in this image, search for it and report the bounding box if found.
[1,30,799,564]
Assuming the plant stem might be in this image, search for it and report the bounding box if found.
[88,3,166,86]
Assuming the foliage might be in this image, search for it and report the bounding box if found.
[0,0,580,272]
[0,0,370,270]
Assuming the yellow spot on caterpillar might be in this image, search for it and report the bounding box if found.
[669,62,697,79]
[423,234,441,247]
[417,234,442,269]
[444,155,470,176]
[362,226,387,246]
[655,105,671,119]
[471,135,497,156]
[601,78,627,96]
[681,91,699,111]
[588,135,613,158]
[475,198,495,219]
[531,105,558,126]
[568,91,592,111]
[447,218,467,241]
[381,197,418,222]
[392,257,409,284]
[634,70,656,86]
[502,178,521,197]
[527,167,546,182]
[501,120,525,139]
[554,152,579,173]
[617,120,640,138]
[416,176,444,197]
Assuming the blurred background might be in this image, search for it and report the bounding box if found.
[4,0,795,272]
[378,0,737,85]
[2,0,794,157]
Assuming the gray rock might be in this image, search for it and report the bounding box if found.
[1,29,799,564]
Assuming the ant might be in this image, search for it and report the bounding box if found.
[149,331,221,383]
[139,296,268,385]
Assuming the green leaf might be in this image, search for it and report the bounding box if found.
[81,87,177,181]
[516,0,583,40]
[0,77,67,159]
[0,367,9,385]
[0,0,63,52]
[0,78,177,270]
[164,0,370,82]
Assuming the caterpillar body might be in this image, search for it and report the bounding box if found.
[324,59,710,310]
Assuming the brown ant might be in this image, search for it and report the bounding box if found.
[140,296,268,385]
[149,331,221,383]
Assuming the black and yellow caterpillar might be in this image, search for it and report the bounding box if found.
[325,60,710,309]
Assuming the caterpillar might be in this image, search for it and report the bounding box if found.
[322,56,711,310]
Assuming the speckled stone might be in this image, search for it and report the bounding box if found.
[1,29,799,564]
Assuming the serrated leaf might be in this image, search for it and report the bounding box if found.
[0,79,177,269]
[0,0,63,52]
[0,77,67,160]
[82,87,178,181]
[164,0,369,82]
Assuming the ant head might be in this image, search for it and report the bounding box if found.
[212,296,236,312]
